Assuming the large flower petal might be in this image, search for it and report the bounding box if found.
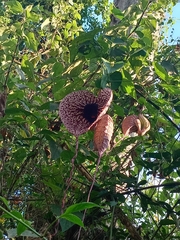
[59,88,113,136]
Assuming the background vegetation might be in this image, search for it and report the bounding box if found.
[0,0,180,239]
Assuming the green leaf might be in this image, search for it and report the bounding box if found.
[26,32,38,51]
[7,1,23,14]
[132,49,146,57]
[63,60,83,77]
[64,202,100,214]
[60,150,75,162]
[111,62,124,72]
[41,18,50,30]
[113,104,124,117]
[0,197,9,208]
[121,69,136,99]
[173,149,180,161]
[101,74,109,88]
[13,148,27,162]
[60,218,74,232]
[34,118,48,128]
[160,84,180,95]
[109,71,122,90]
[51,204,61,216]
[0,230,3,239]
[102,59,124,74]
[10,210,23,219]
[153,62,168,81]
[140,194,148,212]
[159,219,175,226]
[52,62,64,77]
[138,180,147,186]
[111,7,124,20]
[48,139,61,160]
[60,213,84,227]
[104,35,126,44]
[7,229,37,238]
[17,222,27,236]
[115,193,126,203]
[121,79,136,99]
[142,0,149,9]
[5,108,36,118]
[21,55,35,80]
[143,152,171,161]
[161,60,178,74]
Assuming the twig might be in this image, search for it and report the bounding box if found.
[83,65,101,87]
[121,182,180,196]
[128,0,153,38]
[76,164,94,182]
[164,226,176,240]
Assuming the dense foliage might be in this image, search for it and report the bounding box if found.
[0,0,180,239]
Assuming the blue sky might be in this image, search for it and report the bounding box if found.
[168,2,180,41]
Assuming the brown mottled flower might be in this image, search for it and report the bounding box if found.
[94,114,114,156]
[122,114,150,136]
[59,88,113,136]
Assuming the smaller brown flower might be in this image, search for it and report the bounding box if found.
[122,114,150,136]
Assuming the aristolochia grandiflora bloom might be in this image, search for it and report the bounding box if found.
[59,88,113,136]
[122,114,150,136]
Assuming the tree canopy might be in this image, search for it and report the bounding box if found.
[0,0,180,239]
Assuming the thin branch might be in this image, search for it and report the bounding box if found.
[121,182,180,195]
[128,0,153,38]
[83,65,101,87]
[164,226,176,240]
[76,164,94,182]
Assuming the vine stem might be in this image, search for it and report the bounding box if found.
[77,154,102,240]
[128,0,152,38]
[61,137,79,213]
[0,206,47,240]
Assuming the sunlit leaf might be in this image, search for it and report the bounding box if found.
[7,1,23,14]
[153,62,168,81]
[64,202,100,214]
